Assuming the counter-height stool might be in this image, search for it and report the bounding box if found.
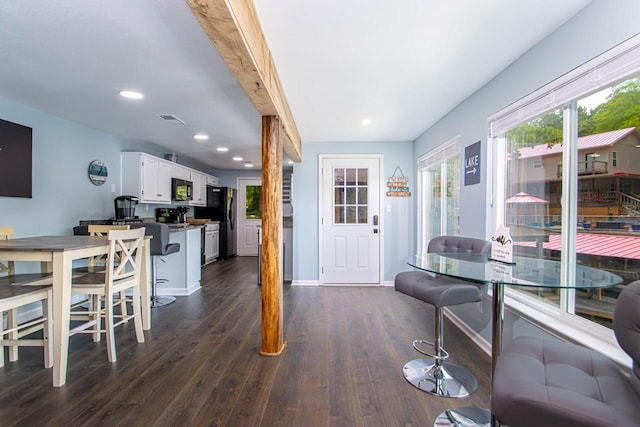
[492,280,640,427]
[131,223,180,308]
[394,235,491,398]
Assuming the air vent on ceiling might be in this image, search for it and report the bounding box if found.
[157,114,185,125]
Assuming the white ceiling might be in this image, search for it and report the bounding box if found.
[0,0,591,170]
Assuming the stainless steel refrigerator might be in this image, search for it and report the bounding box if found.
[195,186,237,258]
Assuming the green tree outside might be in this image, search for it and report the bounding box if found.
[246,185,262,219]
[507,77,640,148]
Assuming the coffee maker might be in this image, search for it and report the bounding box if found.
[114,195,139,220]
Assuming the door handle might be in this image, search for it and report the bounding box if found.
[373,215,378,226]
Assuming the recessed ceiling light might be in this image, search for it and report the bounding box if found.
[244,162,254,168]
[287,160,294,165]
[362,118,372,126]
[217,147,229,152]
[233,156,243,161]
[119,90,144,100]
[193,133,209,141]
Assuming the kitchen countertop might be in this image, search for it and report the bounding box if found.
[166,224,204,232]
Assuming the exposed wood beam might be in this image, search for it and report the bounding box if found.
[185,0,302,162]
[260,116,285,355]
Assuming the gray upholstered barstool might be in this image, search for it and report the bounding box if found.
[131,223,180,308]
[492,280,640,427]
[395,235,491,398]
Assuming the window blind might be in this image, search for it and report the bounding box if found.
[417,135,461,171]
[489,33,640,136]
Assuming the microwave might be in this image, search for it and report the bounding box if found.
[172,178,193,201]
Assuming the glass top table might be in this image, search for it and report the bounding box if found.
[406,253,622,290]
[406,253,623,427]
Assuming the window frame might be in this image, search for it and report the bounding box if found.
[416,135,461,253]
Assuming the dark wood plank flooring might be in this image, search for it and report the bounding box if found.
[0,257,490,426]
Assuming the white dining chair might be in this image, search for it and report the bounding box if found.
[0,284,53,368]
[69,227,145,362]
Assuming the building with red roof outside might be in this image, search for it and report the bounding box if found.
[509,128,640,321]
[512,127,640,226]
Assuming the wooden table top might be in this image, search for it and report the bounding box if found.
[0,235,108,252]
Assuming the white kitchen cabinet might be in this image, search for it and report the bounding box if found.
[189,171,207,206]
[204,222,219,264]
[171,163,191,181]
[121,152,172,204]
[206,175,219,186]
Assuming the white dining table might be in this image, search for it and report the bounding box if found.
[0,235,151,387]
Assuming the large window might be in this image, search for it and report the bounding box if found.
[417,136,461,252]
[490,35,640,331]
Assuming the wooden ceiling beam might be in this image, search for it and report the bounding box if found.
[186,0,302,162]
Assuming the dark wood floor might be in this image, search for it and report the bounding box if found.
[0,257,490,426]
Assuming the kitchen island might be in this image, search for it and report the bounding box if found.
[156,225,202,296]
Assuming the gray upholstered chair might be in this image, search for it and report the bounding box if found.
[131,223,180,308]
[394,235,491,398]
[492,280,640,427]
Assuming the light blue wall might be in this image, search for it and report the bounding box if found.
[292,140,414,283]
[0,96,128,236]
[214,169,262,188]
[414,0,640,241]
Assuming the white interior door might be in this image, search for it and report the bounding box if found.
[236,178,262,256]
[321,156,381,284]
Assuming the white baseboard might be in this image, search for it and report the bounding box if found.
[291,280,392,287]
[157,282,201,296]
[291,280,319,286]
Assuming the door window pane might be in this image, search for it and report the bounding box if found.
[346,187,356,204]
[346,168,357,185]
[245,185,262,219]
[335,206,344,224]
[358,169,368,185]
[333,167,369,224]
[357,188,367,204]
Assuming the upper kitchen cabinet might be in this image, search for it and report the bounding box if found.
[170,163,191,181]
[190,171,207,206]
[206,175,219,187]
[121,152,172,204]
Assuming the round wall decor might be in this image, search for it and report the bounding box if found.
[88,160,108,186]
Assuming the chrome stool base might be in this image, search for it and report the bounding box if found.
[402,358,478,398]
[433,406,491,427]
[150,295,176,308]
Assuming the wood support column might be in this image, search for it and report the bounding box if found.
[260,115,285,356]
